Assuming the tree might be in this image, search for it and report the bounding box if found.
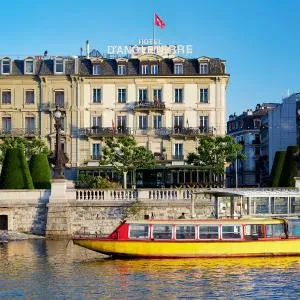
[0,148,34,189]
[29,154,51,189]
[101,136,155,188]
[269,151,286,187]
[187,136,245,174]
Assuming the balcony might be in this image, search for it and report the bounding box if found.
[0,128,40,137]
[172,155,184,161]
[133,101,165,112]
[90,154,101,160]
[170,126,214,138]
[79,127,131,138]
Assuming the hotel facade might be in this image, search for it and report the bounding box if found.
[0,52,229,186]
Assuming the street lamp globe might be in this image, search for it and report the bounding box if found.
[54,109,62,119]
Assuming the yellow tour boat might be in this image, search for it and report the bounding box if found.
[73,217,300,258]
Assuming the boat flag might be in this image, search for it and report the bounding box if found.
[154,13,165,29]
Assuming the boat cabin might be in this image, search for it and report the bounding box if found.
[108,218,300,241]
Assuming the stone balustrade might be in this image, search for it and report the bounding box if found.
[76,189,138,201]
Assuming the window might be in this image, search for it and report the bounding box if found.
[118,88,126,103]
[25,117,35,133]
[200,88,208,103]
[174,63,183,75]
[129,224,149,239]
[2,117,11,132]
[153,225,172,239]
[117,115,127,129]
[2,58,11,74]
[139,115,148,129]
[118,65,126,75]
[254,119,261,128]
[92,144,101,160]
[199,63,208,74]
[199,116,209,130]
[174,88,183,103]
[153,115,162,129]
[54,59,64,73]
[54,91,64,107]
[153,89,162,102]
[244,224,264,240]
[174,143,183,159]
[142,65,149,75]
[199,225,219,239]
[25,90,34,104]
[266,224,285,238]
[174,116,184,129]
[2,90,11,104]
[93,64,101,75]
[175,225,195,239]
[92,116,102,128]
[25,60,34,74]
[93,88,101,103]
[222,225,241,239]
[151,64,159,75]
[138,89,148,103]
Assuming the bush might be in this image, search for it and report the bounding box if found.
[279,145,299,187]
[0,148,33,189]
[76,174,122,189]
[269,151,286,187]
[29,154,51,189]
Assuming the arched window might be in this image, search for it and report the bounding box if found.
[54,57,64,74]
[1,57,11,74]
[24,57,35,74]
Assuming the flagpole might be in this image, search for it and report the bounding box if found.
[153,12,155,54]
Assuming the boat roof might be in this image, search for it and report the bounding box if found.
[127,218,285,225]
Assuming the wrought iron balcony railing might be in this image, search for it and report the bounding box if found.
[170,126,214,137]
[172,155,184,160]
[79,127,131,137]
[133,101,165,111]
[0,128,41,137]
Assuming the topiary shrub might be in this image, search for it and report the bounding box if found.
[0,148,33,189]
[279,145,299,187]
[29,154,51,189]
[269,151,286,187]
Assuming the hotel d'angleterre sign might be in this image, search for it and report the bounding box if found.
[106,39,193,58]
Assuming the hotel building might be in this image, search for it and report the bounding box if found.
[0,51,229,186]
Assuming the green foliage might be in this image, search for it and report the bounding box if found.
[269,151,286,187]
[187,136,246,174]
[76,174,122,189]
[101,136,156,173]
[29,154,51,189]
[0,137,50,162]
[0,148,33,189]
[279,145,299,187]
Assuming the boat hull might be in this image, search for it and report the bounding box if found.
[73,238,300,258]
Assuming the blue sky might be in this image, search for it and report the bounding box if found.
[1,0,300,116]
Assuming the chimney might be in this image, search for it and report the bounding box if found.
[86,40,90,59]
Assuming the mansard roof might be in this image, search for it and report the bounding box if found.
[0,56,228,76]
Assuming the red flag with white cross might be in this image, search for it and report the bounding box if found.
[154,13,165,29]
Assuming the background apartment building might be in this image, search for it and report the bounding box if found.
[0,52,229,186]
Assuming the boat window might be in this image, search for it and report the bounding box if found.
[199,225,219,239]
[175,225,196,240]
[153,225,172,240]
[288,220,300,237]
[266,224,285,238]
[129,224,149,239]
[244,224,264,240]
[222,225,241,239]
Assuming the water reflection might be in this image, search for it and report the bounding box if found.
[0,240,300,299]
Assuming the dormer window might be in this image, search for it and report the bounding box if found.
[54,58,64,73]
[118,64,126,75]
[174,63,183,75]
[1,58,11,74]
[93,64,101,75]
[24,58,34,74]
[151,64,158,75]
[142,65,149,75]
[199,63,208,74]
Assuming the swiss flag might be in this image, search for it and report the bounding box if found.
[154,13,165,29]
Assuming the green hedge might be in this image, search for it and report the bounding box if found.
[29,154,51,189]
[269,151,286,187]
[279,145,299,187]
[0,148,33,189]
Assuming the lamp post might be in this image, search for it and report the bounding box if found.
[53,105,65,179]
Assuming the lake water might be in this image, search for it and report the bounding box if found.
[0,240,300,299]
